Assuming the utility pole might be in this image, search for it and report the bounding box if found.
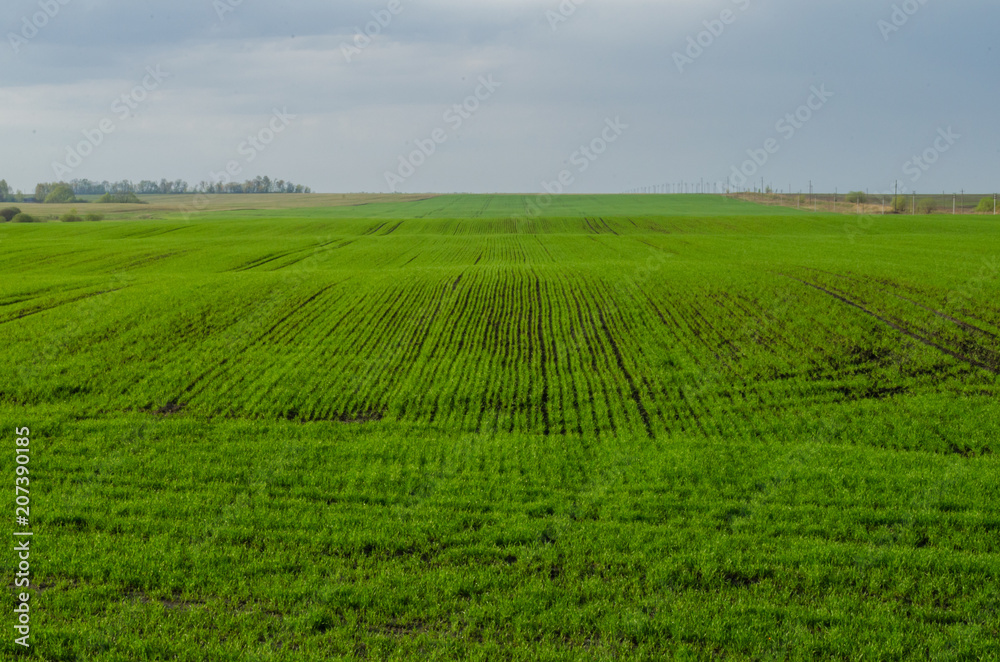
[912,191,916,215]
[953,193,956,215]
[894,180,898,213]
[961,189,964,214]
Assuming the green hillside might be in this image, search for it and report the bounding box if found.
[2,195,998,659]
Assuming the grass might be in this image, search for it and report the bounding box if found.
[1,194,999,659]
[1,193,436,222]
[734,191,999,216]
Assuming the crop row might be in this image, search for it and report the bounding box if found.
[1,215,996,443]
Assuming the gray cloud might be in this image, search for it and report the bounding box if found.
[1,0,997,194]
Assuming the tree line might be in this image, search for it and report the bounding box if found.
[0,177,312,203]
[62,177,312,196]
[0,180,15,202]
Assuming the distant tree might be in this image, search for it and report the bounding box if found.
[106,180,135,195]
[975,197,995,214]
[83,213,104,222]
[69,178,108,196]
[918,198,937,214]
[891,196,908,213]
[845,191,867,203]
[11,213,38,223]
[60,209,83,222]
[0,179,10,202]
[97,192,145,204]
[0,207,21,222]
[184,176,306,195]
[43,183,77,203]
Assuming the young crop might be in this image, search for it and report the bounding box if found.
[1,194,998,659]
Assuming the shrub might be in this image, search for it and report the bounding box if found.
[845,191,867,204]
[44,184,76,204]
[83,213,104,222]
[975,197,995,214]
[11,213,38,223]
[891,196,909,213]
[0,207,22,222]
[97,192,146,204]
[60,209,83,222]
[918,198,938,214]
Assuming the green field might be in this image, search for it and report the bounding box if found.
[2,194,999,660]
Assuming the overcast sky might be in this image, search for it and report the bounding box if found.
[2,0,997,195]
